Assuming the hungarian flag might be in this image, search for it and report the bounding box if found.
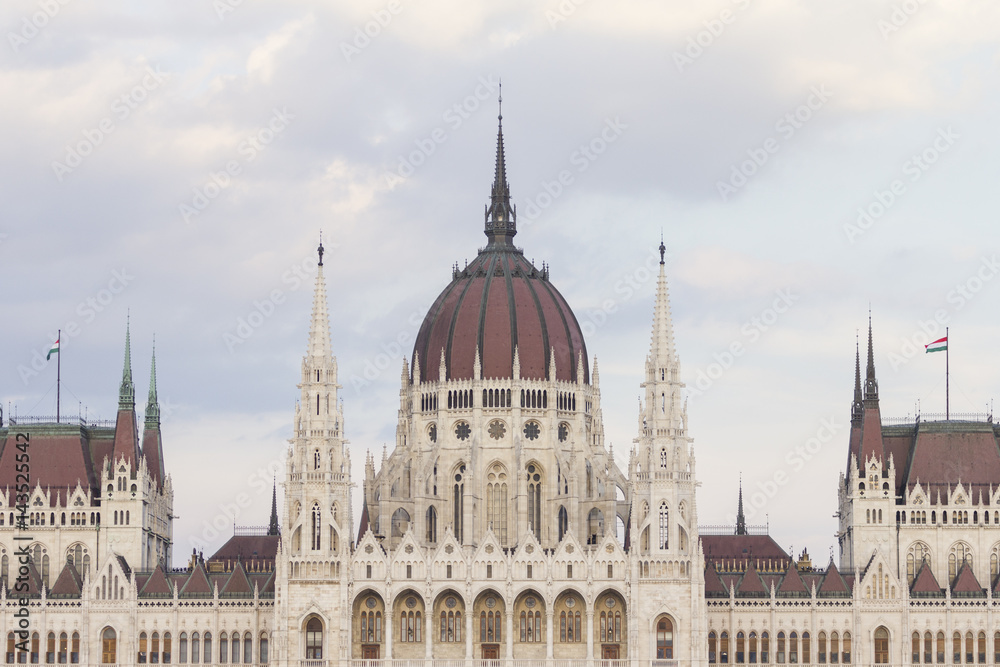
[47,338,59,360]
[925,336,947,353]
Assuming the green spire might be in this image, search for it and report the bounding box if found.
[119,318,135,410]
[145,337,160,428]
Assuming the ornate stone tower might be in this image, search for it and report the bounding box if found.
[629,241,704,664]
[276,240,353,663]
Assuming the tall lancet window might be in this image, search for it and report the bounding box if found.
[316,394,320,415]
[314,450,321,470]
[486,464,509,544]
[659,502,669,549]
[311,503,321,550]
[453,465,465,543]
[527,464,542,541]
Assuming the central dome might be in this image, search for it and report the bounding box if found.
[411,112,589,384]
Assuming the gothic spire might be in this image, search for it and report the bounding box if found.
[119,317,135,410]
[145,337,160,428]
[268,480,279,536]
[851,332,863,425]
[649,239,676,365]
[864,311,879,404]
[307,239,333,360]
[736,475,747,535]
[484,82,516,245]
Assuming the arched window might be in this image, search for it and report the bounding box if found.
[657,618,674,659]
[954,633,962,664]
[306,618,323,659]
[736,631,746,663]
[311,503,322,550]
[777,632,785,664]
[58,632,68,664]
[830,632,839,664]
[426,506,437,543]
[391,508,411,538]
[203,633,212,664]
[587,508,604,545]
[527,464,542,541]
[966,632,974,664]
[761,632,770,663]
[749,632,758,664]
[907,542,931,584]
[558,506,568,542]
[659,502,669,549]
[709,632,718,663]
[790,631,798,664]
[486,463,509,544]
[818,632,827,664]
[720,631,730,664]
[138,632,147,664]
[874,627,888,664]
[978,632,986,664]
[259,633,269,665]
[802,632,811,664]
[192,632,200,664]
[101,628,117,665]
[243,632,252,663]
[454,464,465,543]
[232,631,241,662]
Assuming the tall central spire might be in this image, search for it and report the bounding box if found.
[484,82,516,245]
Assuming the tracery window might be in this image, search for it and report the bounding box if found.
[659,502,669,549]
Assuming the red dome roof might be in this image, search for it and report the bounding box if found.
[413,112,589,384]
[412,247,588,383]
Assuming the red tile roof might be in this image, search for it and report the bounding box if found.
[911,560,942,595]
[49,562,83,597]
[139,564,173,597]
[777,564,810,596]
[0,427,105,495]
[412,249,588,383]
[701,534,791,571]
[952,561,984,595]
[736,561,767,596]
[818,561,850,596]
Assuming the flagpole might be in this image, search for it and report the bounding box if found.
[56,328,61,424]
[945,326,949,421]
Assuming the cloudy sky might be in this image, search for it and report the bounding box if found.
[2,0,999,567]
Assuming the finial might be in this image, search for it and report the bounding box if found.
[318,233,325,267]
[659,237,666,265]
[498,79,502,122]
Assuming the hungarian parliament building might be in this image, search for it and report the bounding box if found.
[1,117,999,667]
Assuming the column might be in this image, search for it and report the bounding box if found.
[386,609,393,659]
[426,606,434,659]
[547,608,555,659]
[587,609,595,661]
[466,606,474,659]
[506,610,514,659]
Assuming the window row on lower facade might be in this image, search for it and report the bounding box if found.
[8,628,271,665]
[709,630,852,664]
[909,630,1000,664]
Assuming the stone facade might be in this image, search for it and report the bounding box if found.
[0,121,998,667]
